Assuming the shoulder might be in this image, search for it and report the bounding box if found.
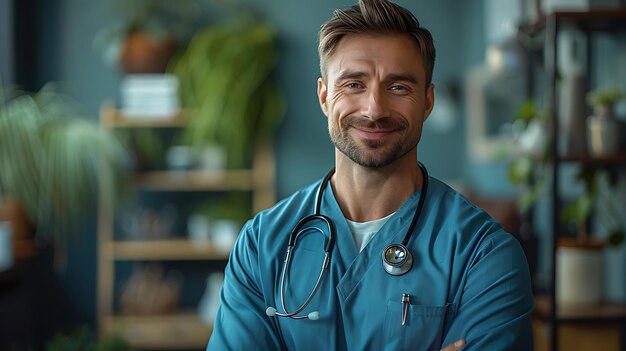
[426,177,499,230]
[426,177,521,254]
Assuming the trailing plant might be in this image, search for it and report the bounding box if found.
[507,99,625,246]
[507,99,550,211]
[170,15,286,169]
[561,166,625,246]
[0,85,130,248]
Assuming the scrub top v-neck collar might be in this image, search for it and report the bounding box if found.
[320,179,425,301]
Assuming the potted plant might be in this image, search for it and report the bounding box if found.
[93,0,205,73]
[0,85,129,258]
[169,13,286,169]
[586,86,624,156]
[507,99,625,305]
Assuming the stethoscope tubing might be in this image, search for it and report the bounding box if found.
[268,162,429,320]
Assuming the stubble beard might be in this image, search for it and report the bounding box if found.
[329,116,420,169]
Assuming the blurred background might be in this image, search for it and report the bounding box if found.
[1,0,626,350]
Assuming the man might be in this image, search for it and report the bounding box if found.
[207,0,534,350]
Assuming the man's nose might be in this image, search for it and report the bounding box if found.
[361,88,388,120]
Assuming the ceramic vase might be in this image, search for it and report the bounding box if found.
[587,104,620,156]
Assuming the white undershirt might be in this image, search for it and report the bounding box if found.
[345,212,395,252]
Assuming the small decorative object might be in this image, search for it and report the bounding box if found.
[188,213,211,245]
[196,143,226,171]
[120,263,183,315]
[210,219,240,254]
[586,87,624,156]
[165,145,196,171]
[120,205,177,240]
[557,29,588,156]
[197,272,224,325]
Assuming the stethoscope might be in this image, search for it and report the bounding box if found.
[266,162,429,321]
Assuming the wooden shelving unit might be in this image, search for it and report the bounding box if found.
[101,311,212,350]
[527,10,626,351]
[535,294,626,324]
[106,239,231,261]
[97,106,275,350]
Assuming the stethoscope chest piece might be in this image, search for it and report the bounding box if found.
[382,243,413,276]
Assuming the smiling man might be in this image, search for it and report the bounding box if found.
[207,1,534,350]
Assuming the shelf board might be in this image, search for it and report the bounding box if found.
[101,106,186,128]
[559,152,626,166]
[133,169,254,191]
[534,294,626,324]
[108,239,231,261]
[102,311,211,350]
[521,10,626,36]
[553,10,626,31]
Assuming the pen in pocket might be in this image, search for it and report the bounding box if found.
[401,293,410,326]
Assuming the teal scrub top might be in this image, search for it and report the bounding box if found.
[207,176,534,350]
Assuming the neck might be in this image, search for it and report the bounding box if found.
[330,151,423,222]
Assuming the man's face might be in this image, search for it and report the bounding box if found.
[318,33,434,168]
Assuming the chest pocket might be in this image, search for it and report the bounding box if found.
[382,300,456,351]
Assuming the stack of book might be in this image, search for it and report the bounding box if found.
[120,74,180,119]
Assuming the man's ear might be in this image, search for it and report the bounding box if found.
[317,78,328,117]
[423,83,435,121]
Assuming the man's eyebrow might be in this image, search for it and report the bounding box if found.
[335,70,366,83]
[334,71,419,85]
[386,73,418,84]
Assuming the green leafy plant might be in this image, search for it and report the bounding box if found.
[46,326,135,351]
[561,167,625,246]
[507,99,625,246]
[170,15,286,169]
[507,99,550,211]
[586,86,624,109]
[0,85,129,247]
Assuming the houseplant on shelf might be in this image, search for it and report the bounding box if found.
[507,99,625,305]
[169,13,286,169]
[586,86,624,156]
[0,85,129,261]
[93,0,205,73]
[557,165,625,305]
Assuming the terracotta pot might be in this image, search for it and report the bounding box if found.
[0,200,37,258]
[119,31,177,74]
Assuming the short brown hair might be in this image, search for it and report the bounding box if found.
[318,0,436,85]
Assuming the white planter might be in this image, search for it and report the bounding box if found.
[557,242,604,305]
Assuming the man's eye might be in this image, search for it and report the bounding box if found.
[390,85,407,91]
[346,82,361,89]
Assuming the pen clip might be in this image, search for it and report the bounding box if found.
[401,293,410,326]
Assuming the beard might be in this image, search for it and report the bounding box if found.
[329,115,421,168]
